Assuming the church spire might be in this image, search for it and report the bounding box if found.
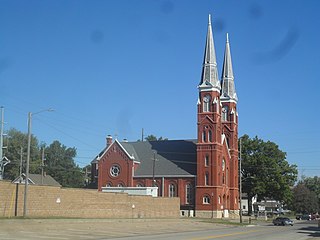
[221,33,237,102]
[199,14,221,92]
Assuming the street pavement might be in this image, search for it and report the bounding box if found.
[0,218,231,240]
[0,218,318,240]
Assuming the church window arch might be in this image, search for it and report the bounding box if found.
[205,172,209,185]
[222,159,225,171]
[202,130,206,142]
[205,155,209,167]
[169,183,176,197]
[203,195,210,204]
[185,184,193,204]
[208,130,212,142]
[222,106,228,121]
[226,137,230,148]
[203,95,211,112]
[226,168,229,185]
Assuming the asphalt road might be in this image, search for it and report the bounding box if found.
[0,218,318,240]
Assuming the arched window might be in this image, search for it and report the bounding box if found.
[208,130,212,142]
[205,155,209,167]
[226,137,230,148]
[205,172,209,185]
[222,159,225,171]
[222,106,228,121]
[203,95,211,112]
[136,183,144,187]
[203,195,210,204]
[202,130,206,142]
[106,182,112,187]
[169,183,176,197]
[117,183,124,187]
[226,168,229,185]
[185,184,192,204]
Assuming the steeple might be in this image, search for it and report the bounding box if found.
[221,33,237,102]
[198,14,221,92]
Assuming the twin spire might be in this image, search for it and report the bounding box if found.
[199,14,237,102]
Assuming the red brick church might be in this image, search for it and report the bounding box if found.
[91,15,239,218]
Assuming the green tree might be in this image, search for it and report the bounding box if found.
[292,183,318,214]
[240,134,298,214]
[45,140,84,188]
[299,176,320,212]
[4,128,41,180]
[144,135,168,141]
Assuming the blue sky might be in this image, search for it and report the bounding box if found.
[1,0,319,178]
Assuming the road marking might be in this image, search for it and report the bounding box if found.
[191,229,262,240]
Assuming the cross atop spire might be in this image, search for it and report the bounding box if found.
[198,14,221,92]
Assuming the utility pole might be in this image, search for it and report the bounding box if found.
[19,147,23,183]
[0,106,10,180]
[23,108,53,217]
[141,128,144,142]
[239,138,243,223]
[152,151,156,186]
[23,112,32,217]
[41,147,45,185]
[0,106,4,180]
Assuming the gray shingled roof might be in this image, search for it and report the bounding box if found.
[13,173,61,187]
[121,140,197,177]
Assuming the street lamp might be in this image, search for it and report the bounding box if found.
[23,108,54,217]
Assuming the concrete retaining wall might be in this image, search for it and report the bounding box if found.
[0,181,180,218]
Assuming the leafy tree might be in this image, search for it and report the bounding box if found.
[240,134,298,214]
[292,183,318,214]
[144,135,168,141]
[45,140,84,188]
[3,128,41,180]
[299,176,320,212]
[3,128,84,188]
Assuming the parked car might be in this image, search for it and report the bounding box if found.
[296,214,311,220]
[273,217,294,226]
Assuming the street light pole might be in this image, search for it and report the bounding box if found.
[239,138,243,223]
[23,109,53,218]
[23,112,32,217]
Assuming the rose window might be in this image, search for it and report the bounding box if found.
[110,165,120,177]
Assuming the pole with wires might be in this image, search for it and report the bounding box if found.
[239,137,243,223]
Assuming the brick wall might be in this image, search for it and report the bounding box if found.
[0,181,180,218]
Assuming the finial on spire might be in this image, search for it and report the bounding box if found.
[226,33,229,43]
[208,14,211,25]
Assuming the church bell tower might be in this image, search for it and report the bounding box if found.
[195,15,239,218]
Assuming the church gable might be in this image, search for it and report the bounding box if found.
[99,140,134,162]
[97,140,134,189]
